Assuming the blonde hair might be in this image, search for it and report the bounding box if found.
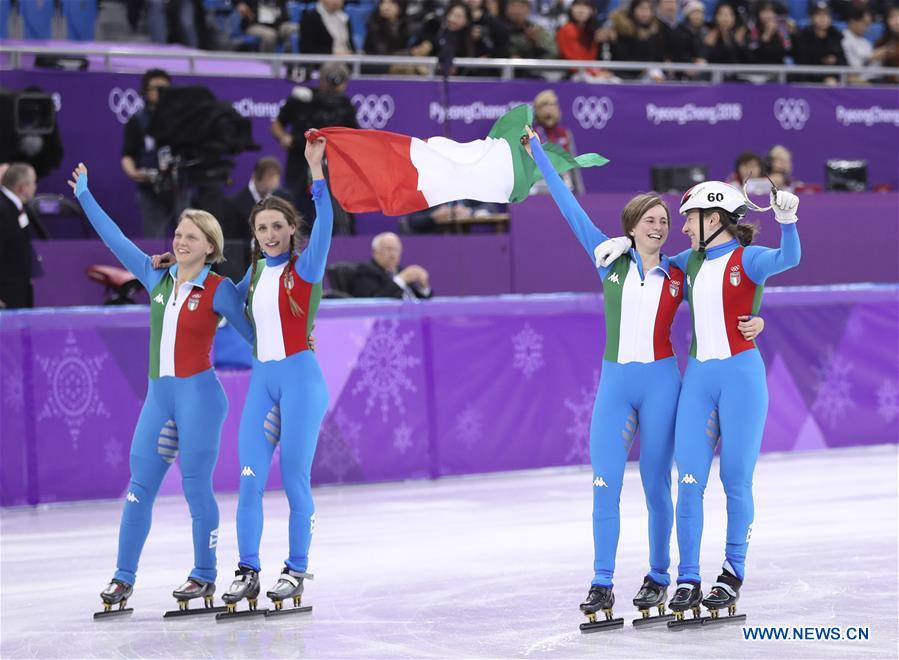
[178,209,225,264]
[621,193,669,237]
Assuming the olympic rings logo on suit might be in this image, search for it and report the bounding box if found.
[108,87,144,124]
[773,98,810,130]
[571,96,614,130]
[351,94,395,129]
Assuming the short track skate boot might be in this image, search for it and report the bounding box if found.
[94,579,134,620]
[264,568,314,618]
[631,576,674,628]
[666,583,704,630]
[163,577,227,618]
[579,585,624,633]
[700,569,746,627]
[216,566,266,622]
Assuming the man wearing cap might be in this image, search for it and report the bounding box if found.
[271,61,358,231]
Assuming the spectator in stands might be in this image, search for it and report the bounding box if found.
[556,0,616,80]
[146,0,200,48]
[765,144,794,190]
[502,0,559,66]
[271,62,358,231]
[671,0,710,67]
[411,1,477,74]
[235,1,299,52]
[351,232,433,300]
[221,157,291,239]
[364,0,411,56]
[748,1,792,64]
[464,0,511,59]
[404,0,444,36]
[726,150,764,187]
[400,200,497,233]
[656,0,680,57]
[704,2,749,65]
[300,0,354,55]
[610,0,669,81]
[793,0,848,84]
[0,163,41,309]
[121,68,175,238]
[872,4,899,82]
[530,89,586,193]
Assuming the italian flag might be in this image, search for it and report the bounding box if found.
[313,105,608,216]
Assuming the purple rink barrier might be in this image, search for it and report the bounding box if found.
[1,69,898,236]
[1,286,897,506]
[28,191,899,307]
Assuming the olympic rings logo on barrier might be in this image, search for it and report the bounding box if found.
[572,96,614,130]
[108,88,144,124]
[352,94,395,129]
[773,98,810,130]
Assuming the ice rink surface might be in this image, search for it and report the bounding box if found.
[2,444,897,659]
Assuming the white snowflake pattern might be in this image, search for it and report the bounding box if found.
[1,356,24,413]
[876,380,899,424]
[36,331,110,449]
[316,409,363,482]
[351,320,421,421]
[103,438,124,468]
[564,371,599,464]
[393,423,414,454]
[811,346,856,429]
[512,323,545,379]
[455,404,483,449]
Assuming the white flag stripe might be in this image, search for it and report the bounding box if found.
[410,136,516,207]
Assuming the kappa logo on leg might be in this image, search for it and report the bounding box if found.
[593,476,608,488]
[126,491,140,503]
[209,528,219,549]
[745,524,753,543]
[680,473,698,485]
[241,466,256,477]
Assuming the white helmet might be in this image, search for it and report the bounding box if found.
[679,181,747,221]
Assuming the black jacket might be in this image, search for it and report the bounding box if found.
[221,184,293,240]
[351,260,432,299]
[0,193,36,308]
[299,7,354,54]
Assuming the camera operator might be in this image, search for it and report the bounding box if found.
[271,61,357,232]
[121,69,176,238]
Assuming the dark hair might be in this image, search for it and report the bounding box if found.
[620,193,670,237]
[754,0,779,22]
[707,206,759,245]
[713,1,741,26]
[252,156,282,181]
[141,68,171,95]
[628,0,653,19]
[568,0,599,47]
[846,4,871,21]
[246,196,309,318]
[734,150,762,172]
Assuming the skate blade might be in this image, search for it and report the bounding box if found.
[163,605,229,619]
[667,616,704,631]
[215,608,269,622]
[579,617,624,633]
[632,613,675,628]
[264,605,312,618]
[93,608,134,620]
[701,613,747,627]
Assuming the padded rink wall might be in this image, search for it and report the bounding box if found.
[1,285,897,506]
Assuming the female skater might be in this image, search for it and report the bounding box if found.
[524,129,765,630]
[70,163,253,617]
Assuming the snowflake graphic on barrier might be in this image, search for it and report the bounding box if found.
[512,323,545,379]
[564,371,599,464]
[393,423,414,454]
[811,346,855,429]
[455,405,483,449]
[104,438,124,468]
[317,409,362,482]
[36,331,109,449]
[877,380,899,424]
[351,320,421,421]
[2,356,24,414]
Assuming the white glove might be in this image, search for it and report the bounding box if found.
[594,236,631,268]
[770,190,799,224]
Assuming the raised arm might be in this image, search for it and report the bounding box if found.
[68,163,162,292]
[213,278,255,345]
[527,130,609,261]
[295,133,333,283]
[743,191,801,284]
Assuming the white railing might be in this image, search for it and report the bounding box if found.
[2,44,899,85]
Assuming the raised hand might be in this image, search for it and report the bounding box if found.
[303,130,327,180]
[67,162,89,196]
[770,190,799,224]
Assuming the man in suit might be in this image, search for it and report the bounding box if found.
[351,232,432,300]
[0,163,41,309]
[221,156,291,239]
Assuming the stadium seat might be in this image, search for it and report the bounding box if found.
[345,4,374,52]
[865,22,884,43]
[62,0,97,41]
[85,265,141,305]
[20,0,55,40]
[0,0,10,39]
[787,0,807,22]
